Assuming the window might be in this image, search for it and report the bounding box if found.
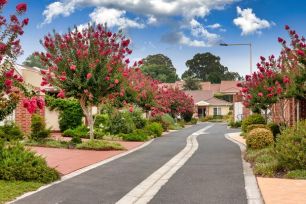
[213,107,221,116]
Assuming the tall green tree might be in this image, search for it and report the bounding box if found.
[23,53,46,69]
[141,54,179,83]
[183,76,201,90]
[182,52,241,83]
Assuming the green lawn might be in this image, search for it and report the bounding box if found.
[0,180,43,204]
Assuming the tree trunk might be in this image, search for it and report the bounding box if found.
[80,98,94,140]
[296,99,300,123]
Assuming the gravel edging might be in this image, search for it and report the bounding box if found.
[225,132,264,204]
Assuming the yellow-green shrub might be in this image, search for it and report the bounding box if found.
[246,124,269,133]
[246,128,274,149]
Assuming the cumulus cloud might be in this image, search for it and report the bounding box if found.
[233,6,272,35]
[207,23,221,29]
[89,7,144,29]
[42,0,237,25]
[190,19,220,45]
[162,32,208,47]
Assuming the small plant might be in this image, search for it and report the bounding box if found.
[0,142,59,183]
[190,118,197,125]
[228,119,242,128]
[246,124,269,133]
[246,128,274,149]
[129,109,147,129]
[145,122,163,137]
[253,154,279,177]
[0,122,23,141]
[76,140,124,151]
[70,135,82,145]
[30,114,50,141]
[63,125,88,138]
[241,114,266,132]
[275,120,306,170]
[267,122,282,139]
[285,170,306,179]
[121,129,149,141]
[109,111,135,134]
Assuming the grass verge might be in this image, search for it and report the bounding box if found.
[0,180,43,204]
[76,140,125,151]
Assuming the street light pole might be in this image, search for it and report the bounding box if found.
[220,43,253,74]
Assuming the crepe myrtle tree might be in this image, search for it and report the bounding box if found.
[0,1,43,120]
[39,24,133,139]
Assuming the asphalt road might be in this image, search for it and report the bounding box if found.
[14,123,246,204]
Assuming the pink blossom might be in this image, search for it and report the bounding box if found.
[86,73,92,80]
[57,90,65,98]
[114,79,119,84]
[258,92,263,97]
[70,65,76,71]
[16,3,27,13]
[297,49,304,56]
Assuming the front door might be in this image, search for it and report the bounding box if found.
[198,107,206,118]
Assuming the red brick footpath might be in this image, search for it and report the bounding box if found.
[29,140,144,175]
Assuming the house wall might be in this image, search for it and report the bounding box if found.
[207,106,230,116]
[45,108,60,131]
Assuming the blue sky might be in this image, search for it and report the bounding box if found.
[8,0,306,77]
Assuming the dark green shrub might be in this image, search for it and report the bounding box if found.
[129,110,146,129]
[70,135,82,144]
[246,128,274,149]
[182,111,193,122]
[246,124,269,133]
[145,122,163,137]
[241,114,266,132]
[63,125,88,138]
[276,120,306,170]
[121,129,149,141]
[45,95,83,132]
[109,111,135,134]
[190,118,197,124]
[0,123,23,141]
[30,114,50,141]
[0,143,59,183]
[267,123,281,139]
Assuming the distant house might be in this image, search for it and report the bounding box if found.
[160,80,241,118]
[184,90,232,117]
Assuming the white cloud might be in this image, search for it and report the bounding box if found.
[190,19,220,46]
[42,0,237,25]
[89,7,144,29]
[207,23,221,29]
[147,15,157,25]
[178,32,207,47]
[233,6,272,35]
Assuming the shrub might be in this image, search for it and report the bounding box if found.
[254,154,279,177]
[246,128,274,149]
[245,147,274,163]
[241,114,266,132]
[70,135,82,145]
[285,170,306,179]
[129,110,147,129]
[63,125,88,138]
[246,124,269,133]
[177,120,185,128]
[190,118,197,124]
[145,122,163,137]
[94,114,109,129]
[0,123,23,141]
[121,129,149,141]
[228,119,242,128]
[109,111,135,134]
[182,111,193,122]
[275,120,306,170]
[0,143,59,183]
[76,140,124,150]
[30,114,50,141]
[151,114,175,131]
[267,122,281,139]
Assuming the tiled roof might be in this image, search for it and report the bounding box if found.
[206,97,232,106]
[184,90,214,103]
[220,80,241,93]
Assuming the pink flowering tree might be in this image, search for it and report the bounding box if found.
[0,1,43,120]
[39,25,133,139]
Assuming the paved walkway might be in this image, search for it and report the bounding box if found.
[30,141,143,175]
[14,123,247,204]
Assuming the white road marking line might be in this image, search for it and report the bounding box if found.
[116,125,213,204]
